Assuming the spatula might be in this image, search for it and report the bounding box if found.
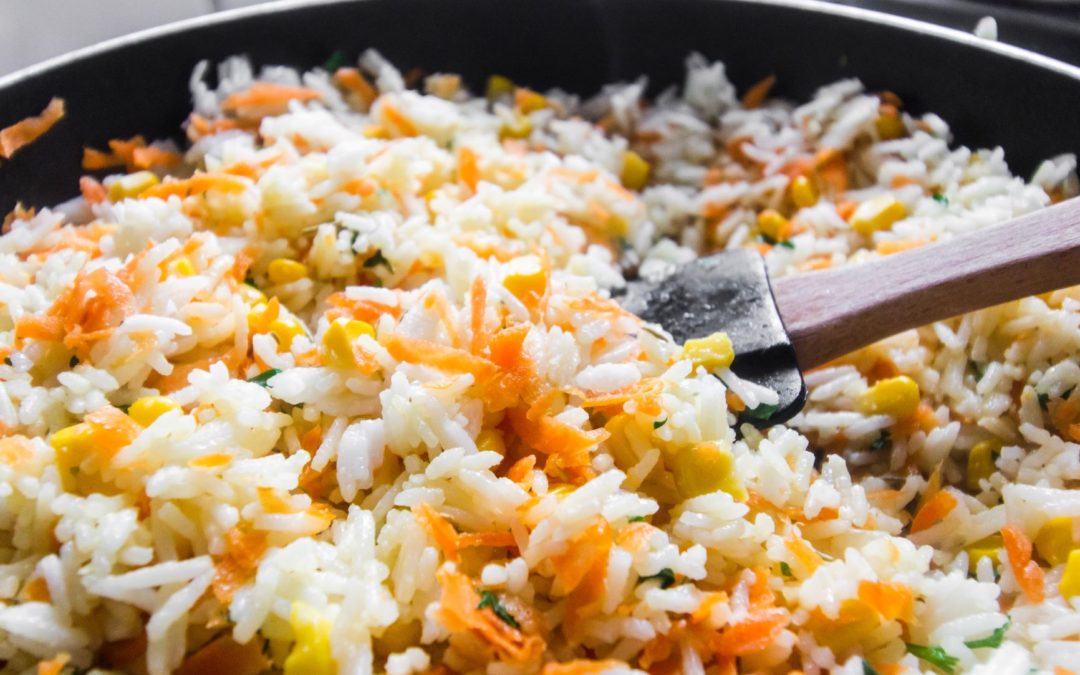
[618,196,1080,426]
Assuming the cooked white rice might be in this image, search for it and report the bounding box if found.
[0,50,1078,675]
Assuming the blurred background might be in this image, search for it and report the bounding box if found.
[1,0,1078,77]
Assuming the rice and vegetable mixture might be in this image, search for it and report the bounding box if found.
[1,50,1080,675]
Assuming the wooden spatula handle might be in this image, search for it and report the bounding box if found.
[771,196,1080,371]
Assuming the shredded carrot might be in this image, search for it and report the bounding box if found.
[484,323,537,410]
[221,82,323,117]
[188,453,233,469]
[15,315,63,342]
[434,566,545,663]
[725,389,746,413]
[175,636,270,675]
[380,98,418,137]
[551,517,612,595]
[835,200,858,220]
[709,607,790,656]
[457,531,518,550]
[815,147,848,194]
[541,660,630,675]
[83,406,141,461]
[325,290,402,324]
[506,454,536,483]
[507,405,608,482]
[890,175,917,188]
[615,521,655,551]
[35,652,69,675]
[79,176,107,204]
[857,579,914,623]
[333,68,378,108]
[413,502,460,563]
[0,98,64,159]
[212,528,268,603]
[459,146,480,193]
[910,489,957,533]
[383,332,498,382]
[469,276,488,354]
[575,377,663,410]
[22,576,50,602]
[1055,667,1078,675]
[1001,524,1045,604]
[741,74,776,109]
[141,172,250,200]
[341,176,377,197]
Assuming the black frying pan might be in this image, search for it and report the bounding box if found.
[1,0,1079,216]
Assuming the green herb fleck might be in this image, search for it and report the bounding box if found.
[932,193,949,205]
[653,418,667,430]
[637,568,676,589]
[862,660,881,675]
[477,590,520,629]
[964,618,1010,650]
[777,239,795,249]
[363,249,394,272]
[743,402,779,421]
[628,515,647,523]
[1064,386,1076,401]
[758,234,794,249]
[1038,391,1050,410]
[244,275,258,288]
[779,561,793,577]
[905,643,958,674]
[69,355,79,368]
[969,360,984,381]
[249,368,282,387]
[870,430,891,451]
[323,50,348,72]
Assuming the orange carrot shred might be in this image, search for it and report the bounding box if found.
[857,579,914,623]
[36,652,70,675]
[459,146,480,192]
[435,566,545,663]
[910,489,957,533]
[1,98,65,159]
[1002,524,1046,604]
[413,502,460,563]
[741,74,776,109]
[541,660,631,675]
[709,608,790,656]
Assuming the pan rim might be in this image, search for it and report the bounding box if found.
[1,0,1079,94]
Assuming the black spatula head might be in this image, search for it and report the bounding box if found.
[618,249,805,426]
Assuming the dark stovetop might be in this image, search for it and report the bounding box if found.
[833,0,1080,66]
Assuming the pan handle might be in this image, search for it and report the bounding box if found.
[771,196,1080,370]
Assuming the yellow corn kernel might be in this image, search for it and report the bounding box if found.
[966,440,1001,492]
[499,113,533,140]
[673,442,746,500]
[810,598,881,655]
[620,151,651,191]
[321,319,375,369]
[856,375,920,419]
[476,429,507,455]
[757,209,791,242]
[875,113,906,140]
[965,533,1002,573]
[362,124,390,139]
[108,171,159,201]
[50,423,93,455]
[270,317,307,350]
[789,175,818,208]
[850,195,907,236]
[486,74,515,100]
[683,332,735,371]
[607,213,629,237]
[267,259,308,285]
[128,396,181,427]
[502,255,547,304]
[515,89,547,114]
[1036,516,1077,567]
[166,257,196,277]
[1061,550,1080,600]
[284,602,336,675]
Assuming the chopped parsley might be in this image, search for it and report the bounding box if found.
[653,418,667,430]
[363,249,394,272]
[758,234,795,249]
[1037,391,1050,410]
[244,275,258,288]
[743,402,779,421]
[779,561,793,577]
[637,568,676,589]
[862,660,880,675]
[777,239,795,249]
[69,355,79,368]
[477,590,520,629]
[964,618,1010,649]
[323,50,348,72]
[932,193,949,205]
[628,515,647,523]
[905,643,958,674]
[248,368,282,387]
[870,430,891,451]
[969,360,984,381]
